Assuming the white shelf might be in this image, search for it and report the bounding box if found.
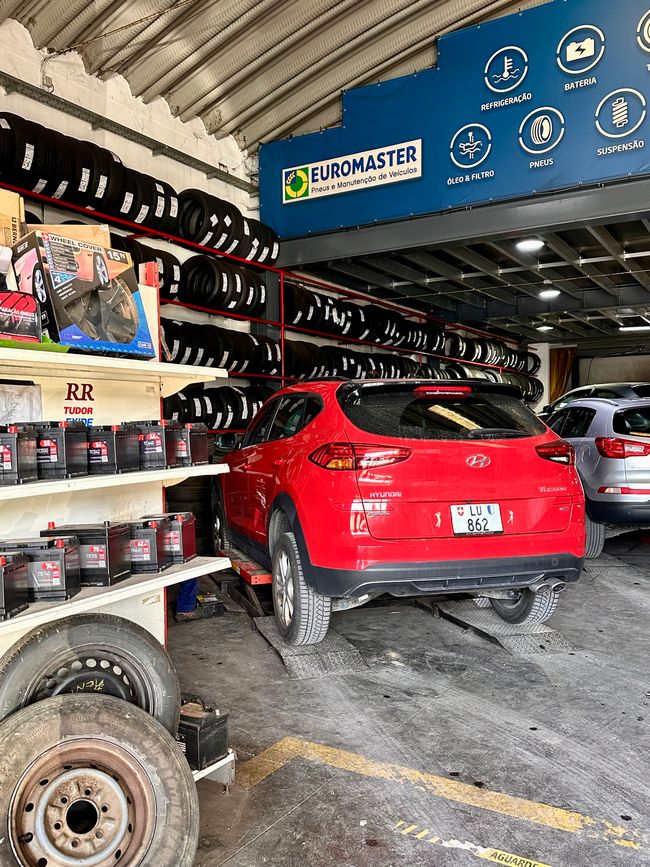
[192,749,236,784]
[0,463,229,502]
[0,555,230,639]
[0,346,226,396]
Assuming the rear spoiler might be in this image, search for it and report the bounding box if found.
[337,378,523,401]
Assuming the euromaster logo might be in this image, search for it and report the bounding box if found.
[283,167,310,201]
[281,140,422,204]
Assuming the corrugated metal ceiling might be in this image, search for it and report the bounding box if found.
[0,0,549,151]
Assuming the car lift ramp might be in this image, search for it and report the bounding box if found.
[435,600,574,656]
[255,617,368,679]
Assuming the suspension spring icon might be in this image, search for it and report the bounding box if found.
[612,97,629,129]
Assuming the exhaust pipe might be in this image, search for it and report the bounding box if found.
[530,579,567,594]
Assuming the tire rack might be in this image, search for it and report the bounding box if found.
[0,180,540,399]
[0,341,235,788]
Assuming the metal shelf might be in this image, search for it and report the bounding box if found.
[0,346,226,396]
[0,464,228,502]
[0,556,230,641]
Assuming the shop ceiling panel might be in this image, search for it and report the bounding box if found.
[0,0,543,149]
[259,0,650,238]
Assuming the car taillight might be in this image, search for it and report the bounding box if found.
[598,486,650,495]
[309,443,412,470]
[536,440,575,465]
[595,437,650,459]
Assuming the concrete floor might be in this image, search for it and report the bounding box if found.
[168,534,650,867]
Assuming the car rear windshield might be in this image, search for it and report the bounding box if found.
[340,385,546,441]
[613,407,650,436]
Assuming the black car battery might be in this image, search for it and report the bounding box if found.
[35,421,88,479]
[141,512,196,564]
[176,693,229,771]
[164,423,209,468]
[41,521,131,586]
[0,536,81,601]
[0,553,29,619]
[134,420,168,470]
[0,424,38,485]
[126,517,172,574]
[87,425,140,474]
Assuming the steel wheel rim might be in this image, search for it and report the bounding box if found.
[273,550,294,627]
[9,738,156,866]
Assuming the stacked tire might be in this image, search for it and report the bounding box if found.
[445,332,541,375]
[177,189,279,264]
[0,112,179,232]
[161,319,282,375]
[163,383,272,430]
[179,254,267,317]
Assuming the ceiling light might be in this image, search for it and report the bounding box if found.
[516,238,545,253]
[537,324,554,332]
[538,288,561,300]
[619,325,650,332]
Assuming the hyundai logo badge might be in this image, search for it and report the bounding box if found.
[466,454,491,468]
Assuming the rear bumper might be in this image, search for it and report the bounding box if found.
[588,499,650,525]
[296,538,584,599]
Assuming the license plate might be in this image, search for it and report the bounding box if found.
[451,503,503,535]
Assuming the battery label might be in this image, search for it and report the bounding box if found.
[130,538,152,562]
[30,561,62,588]
[88,441,109,463]
[1,443,13,470]
[80,544,107,569]
[141,432,163,455]
[162,530,182,553]
[176,439,188,457]
[37,438,59,464]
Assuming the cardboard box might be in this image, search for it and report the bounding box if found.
[0,189,25,249]
[27,224,112,248]
[12,231,155,358]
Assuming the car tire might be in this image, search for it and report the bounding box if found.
[272,532,331,646]
[0,694,199,867]
[0,613,181,733]
[489,587,560,625]
[585,515,605,559]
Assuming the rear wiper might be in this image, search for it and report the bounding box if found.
[467,428,528,439]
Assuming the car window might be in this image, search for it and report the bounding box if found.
[552,388,591,411]
[613,407,650,436]
[267,396,306,441]
[242,399,280,447]
[302,395,323,428]
[632,385,650,397]
[559,407,596,438]
[592,388,619,399]
[341,384,545,440]
[547,409,569,435]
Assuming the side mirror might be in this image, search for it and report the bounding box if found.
[542,404,551,414]
[215,432,240,451]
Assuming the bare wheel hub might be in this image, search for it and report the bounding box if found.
[10,739,155,866]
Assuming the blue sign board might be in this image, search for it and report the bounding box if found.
[259,0,650,238]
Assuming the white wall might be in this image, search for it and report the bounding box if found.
[579,354,650,384]
[0,19,255,215]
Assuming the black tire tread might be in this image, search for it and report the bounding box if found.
[274,532,331,646]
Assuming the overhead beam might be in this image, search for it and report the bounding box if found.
[587,226,650,292]
[544,232,617,294]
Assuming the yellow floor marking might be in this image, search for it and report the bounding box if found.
[401,824,418,835]
[395,820,553,867]
[237,736,643,850]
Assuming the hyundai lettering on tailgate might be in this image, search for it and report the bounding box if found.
[451,503,503,535]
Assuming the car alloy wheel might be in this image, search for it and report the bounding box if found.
[273,549,294,628]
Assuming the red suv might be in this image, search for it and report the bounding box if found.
[216,379,585,645]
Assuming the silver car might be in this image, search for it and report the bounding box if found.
[540,381,650,419]
[548,398,650,558]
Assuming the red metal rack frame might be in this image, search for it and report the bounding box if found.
[1,180,531,386]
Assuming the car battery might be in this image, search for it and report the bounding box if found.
[0,536,81,601]
[141,512,196,564]
[0,424,38,485]
[87,424,140,474]
[35,421,88,479]
[0,553,29,619]
[176,693,229,771]
[164,422,209,468]
[41,521,131,586]
[126,518,172,574]
[134,420,168,470]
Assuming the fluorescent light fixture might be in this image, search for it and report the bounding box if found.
[536,324,554,332]
[516,238,545,253]
[538,288,561,300]
[619,325,650,332]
